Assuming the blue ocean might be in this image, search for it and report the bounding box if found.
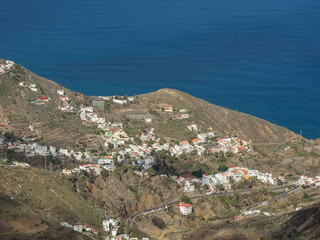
[0,0,319,139]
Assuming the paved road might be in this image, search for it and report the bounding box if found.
[126,191,183,226]
[244,184,300,212]
[126,184,296,227]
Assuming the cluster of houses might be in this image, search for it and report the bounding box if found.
[209,137,251,155]
[0,60,14,74]
[19,81,52,105]
[11,161,30,167]
[6,141,57,157]
[0,135,95,163]
[187,124,198,132]
[105,236,149,240]
[157,104,174,112]
[80,106,131,148]
[168,174,199,193]
[234,210,273,222]
[58,217,149,240]
[0,157,30,168]
[155,104,190,119]
[80,106,107,128]
[60,222,98,236]
[201,166,285,193]
[19,81,39,92]
[57,89,74,112]
[77,103,253,175]
[102,217,150,240]
[18,81,74,109]
[168,166,276,194]
[62,161,116,176]
[112,95,134,105]
[103,123,129,147]
[297,175,320,187]
[170,113,189,120]
[167,131,250,157]
[186,124,252,155]
[0,114,10,129]
[103,217,119,237]
[90,95,135,109]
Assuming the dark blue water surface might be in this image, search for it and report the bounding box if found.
[0,0,319,139]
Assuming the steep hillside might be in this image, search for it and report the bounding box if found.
[0,165,102,239]
[265,203,320,239]
[0,63,100,148]
[139,88,299,144]
[78,167,181,218]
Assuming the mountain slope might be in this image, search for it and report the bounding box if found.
[140,88,299,143]
[0,63,98,148]
[0,62,300,147]
[0,165,102,239]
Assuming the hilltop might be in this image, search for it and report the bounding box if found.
[139,88,298,143]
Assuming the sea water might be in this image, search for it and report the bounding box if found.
[0,0,319,139]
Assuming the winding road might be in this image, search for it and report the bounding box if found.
[244,184,300,212]
[126,184,300,226]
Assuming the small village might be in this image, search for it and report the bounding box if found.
[59,217,150,240]
[1,88,319,193]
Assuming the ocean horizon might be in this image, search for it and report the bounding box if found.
[0,0,319,139]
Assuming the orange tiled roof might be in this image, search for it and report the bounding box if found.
[179,202,192,208]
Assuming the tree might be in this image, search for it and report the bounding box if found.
[150,149,156,156]
[88,170,97,182]
[98,144,103,151]
[108,143,114,149]
[181,194,191,204]
[117,222,124,234]
[225,151,233,158]
[192,169,204,178]
[104,99,113,111]
[135,137,142,145]
[99,152,107,156]
[101,168,109,178]
[218,165,228,172]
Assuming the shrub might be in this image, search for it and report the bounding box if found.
[152,216,166,229]
[218,165,228,172]
[180,194,191,204]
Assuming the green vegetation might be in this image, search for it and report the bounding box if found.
[180,194,191,204]
[152,150,178,175]
[217,164,228,172]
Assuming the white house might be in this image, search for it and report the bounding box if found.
[113,99,127,105]
[57,89,65,95]
[178,202,192,216]
[30,83,37,91]
[145,118,152,123]
[73,225,83,233]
